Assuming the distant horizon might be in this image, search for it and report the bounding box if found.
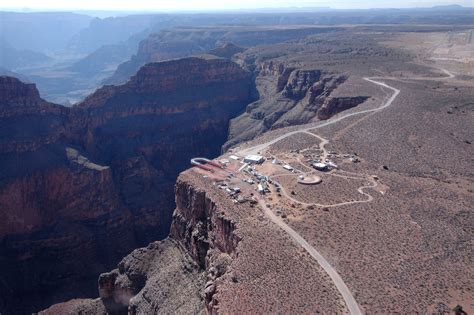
[1,1,472,16]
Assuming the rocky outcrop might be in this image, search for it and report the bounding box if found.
[97,239,205,315]
[0,76,44,106]
[39,173,243,314]
[40,173,242,314]
[208,43,245,59]
[105,26,339,85]
[43,168,345,314]
[0,76,136,314]
[40,239,205,315]
[317,96,370,120]
[170,176,242,312]
[223,62,369,150]
[104,29,222,85]
[170,177,241,268]
[0,56,256,314]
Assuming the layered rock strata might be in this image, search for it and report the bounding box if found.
[224,62,369,150]
[43,171,346,313]
[0,56,255,314]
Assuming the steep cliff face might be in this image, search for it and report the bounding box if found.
[105,26,339,85]
[223,61,369,150]
[0,57,256,314]
[0,77,137,314]
[43,170,345,313]
[170,176,241,312]
[317,96,370,120]
[170,176,241,267]
[40,173,240,314]
[75,57,255,245]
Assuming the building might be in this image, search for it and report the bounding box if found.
[283,164,294,171]
[244,154,264,164]
[312,162,328,171]
[219,158,230,165]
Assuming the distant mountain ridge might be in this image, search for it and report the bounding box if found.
[0,41,51,70]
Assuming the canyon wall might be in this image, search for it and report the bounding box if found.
[2,33,372,314]
[0,57,255,314]
[105,26,339,85]
[74,57,256,245]
[224,61,369,150]
[42,170,345,314]
[0,77,136,314]
[41,173,241,314]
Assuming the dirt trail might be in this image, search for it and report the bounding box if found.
[237,70,454,314]
[237,77,401,315]
[271,172,377,208]
[238,77,400,157]
[258,199,362,315]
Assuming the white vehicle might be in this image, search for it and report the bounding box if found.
[283,164,294,171]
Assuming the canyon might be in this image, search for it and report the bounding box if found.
[105,26,340,85]
[0,14,472,314]
[0,57,256,314]
[42,25,473,314]
[0,47,370,313]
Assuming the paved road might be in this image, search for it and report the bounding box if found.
[236,69,456,314]
[238,77,400,157]
[238,77,402,315]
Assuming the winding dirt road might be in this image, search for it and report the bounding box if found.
[238,77,400,157]
[236,77,402,315]
[235,68,457,314]
[258,199,363,315]
[271,172,377,208]
[270,128,379,208]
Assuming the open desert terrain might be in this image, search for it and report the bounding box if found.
[1,5,472,314]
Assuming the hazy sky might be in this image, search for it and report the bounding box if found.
[1,0,472,11]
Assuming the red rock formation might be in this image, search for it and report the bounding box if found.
[0,76,43,106]
[224,64,366,150]
[0,56,256,314]
[43,170,345,314]
[73,57,255,246]
[317,96,370,120]
[0,77,137,314]
[39,173,242,314]
[170,176,241,268]
[106,26,339,85]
